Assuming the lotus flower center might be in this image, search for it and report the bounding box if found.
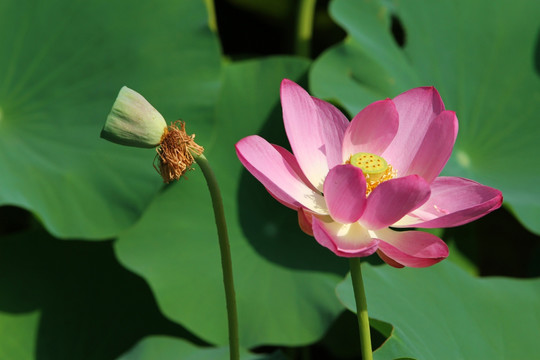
[349,152,396,195]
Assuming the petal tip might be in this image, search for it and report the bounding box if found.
[395,86,445,113]
[494,190,504,209]
[280,78,299,91]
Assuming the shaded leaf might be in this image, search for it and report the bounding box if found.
[0,227,194,360]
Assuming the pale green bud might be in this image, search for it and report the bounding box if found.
[101,86,167,148]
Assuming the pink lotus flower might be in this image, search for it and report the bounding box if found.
[235,80,502,268]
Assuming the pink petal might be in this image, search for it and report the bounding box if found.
[401,110,458,182]
[266,144,320,210]
[342,99,399,160]
[298,208,314,236]
[311,97,349,170]
[376,250,405,268]
[324,165,367,224]
[272,144,319,192]
[394,176,503,228]
[236,135,327,214]
[382,87,445,175]
[266,189,299,211]
[359,175,431,229]
[374,228,449,268]
[312,216,379,258]
[280,79,329,191]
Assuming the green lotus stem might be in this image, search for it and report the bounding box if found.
[349,257,373,360]
[203,0,218,33]
[295,0,316,57]
[193,153,239,360]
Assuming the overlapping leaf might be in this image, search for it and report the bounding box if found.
[0,0,222,239]
[310,0,540,233]
[117,336,286,360]
[337,261,540,359]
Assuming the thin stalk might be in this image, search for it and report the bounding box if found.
[294,0,316,57]
[349,257,373,360]
[193,153,239,360]
[203,0,218,33]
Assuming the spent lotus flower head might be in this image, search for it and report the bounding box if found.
[101,86,203,183]
[235,79,502,268]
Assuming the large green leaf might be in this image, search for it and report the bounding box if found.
[337,261,540,359]
[310,0,540,233]
[0,0,222,239]
[115,57,348,348]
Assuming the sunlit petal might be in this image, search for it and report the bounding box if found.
[312,216,379,258]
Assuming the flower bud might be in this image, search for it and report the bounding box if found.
[101,86,167,148]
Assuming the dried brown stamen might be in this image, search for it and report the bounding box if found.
[154,121,204,183]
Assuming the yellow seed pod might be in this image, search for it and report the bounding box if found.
[349,152,396,195]
[350,153,388,179]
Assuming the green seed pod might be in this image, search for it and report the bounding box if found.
[101,86,167,148]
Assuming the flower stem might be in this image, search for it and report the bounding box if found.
[294,0,316,57]
[203,0,218,33]
[193,153,239,360]
[349,257,373,360]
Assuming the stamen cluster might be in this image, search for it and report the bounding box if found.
[364,165,397,195]
[155,121,204,183]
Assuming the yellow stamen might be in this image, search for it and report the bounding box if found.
[348,152,397,195]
